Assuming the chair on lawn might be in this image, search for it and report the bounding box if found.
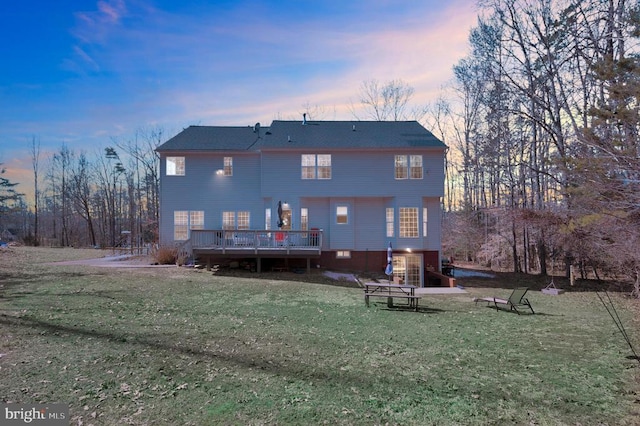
[474,287,535,315]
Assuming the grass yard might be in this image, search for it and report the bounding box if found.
[1,247,639,425]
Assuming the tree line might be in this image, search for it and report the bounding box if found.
[437,0,640,296]
[0,128,163,251]
[0,0,638,296]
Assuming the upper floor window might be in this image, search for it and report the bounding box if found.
[224,157,233,176]
[167,157,185,176]
[410,155,423,179]
[302,154,332,179]
[336,206,348,224]
[399,207,419,238]
[395,155,422,179]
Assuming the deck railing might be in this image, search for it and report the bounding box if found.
[189,229,323,252]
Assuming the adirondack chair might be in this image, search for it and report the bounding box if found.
[474,287,535,315]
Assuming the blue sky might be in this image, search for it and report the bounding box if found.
[1,0,477,197]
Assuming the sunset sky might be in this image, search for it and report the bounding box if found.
[1,0,478,199]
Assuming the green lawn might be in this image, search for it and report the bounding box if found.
[1,247,639,425]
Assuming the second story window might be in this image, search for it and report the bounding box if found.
[395,155,423,179]
[224,157,233,176]
[302,154,332,179]
[410,155,423,179]
[395,155,408,179]
[317,154,331,179]
[167,157,185,176]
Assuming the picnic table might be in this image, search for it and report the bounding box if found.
[363,282,422,311]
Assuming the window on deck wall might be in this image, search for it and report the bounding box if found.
[222,212,235,230]
[237,211,250,230]
[265,208,271,230]
[173,210,203,240]
[301,208,308,232]
[166,157,185,176]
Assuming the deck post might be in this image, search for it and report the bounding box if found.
[206,257,211,271]
[306,257,310,273]
[257,257,261,273]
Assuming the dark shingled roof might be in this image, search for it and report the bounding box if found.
[155,125,266,152]
[258,121,446,149]
[156,121,446,152]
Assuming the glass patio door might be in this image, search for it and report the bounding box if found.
[392,254,423,287]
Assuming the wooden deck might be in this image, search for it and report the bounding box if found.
[186,230,322,272]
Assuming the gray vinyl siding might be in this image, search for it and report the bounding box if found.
[260,150,444,198]
[301,198,331,248]
[159,153,262,244]
[329,198,355,249]
[353,198,386,250]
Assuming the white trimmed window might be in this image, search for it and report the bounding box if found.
[336,206,348,224]
[173,210,204,240]
[410,155,423,179]
[265,208,271,230]
[395,155,423,179]
[190,211,204,231]
[399,207,419,238]
[237,211,250,230]
[301,208,308,231]
[174,211,188,240]
[167,157,185,176]
[423,207,428,237]
[317,155,331,179]
[224,157,233,176]
[395,155,408,179]
[301,154,331,179]
[302,155,316,179]
[222,212,235,230]
[386,208,394,237]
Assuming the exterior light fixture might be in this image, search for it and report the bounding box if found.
[216,169,224,175]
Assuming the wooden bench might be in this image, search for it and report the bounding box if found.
[364,293,422,311]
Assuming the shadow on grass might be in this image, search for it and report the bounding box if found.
[372,305,446,314]
[0,313,387,388]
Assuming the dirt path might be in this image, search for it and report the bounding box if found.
[46,254,175,268]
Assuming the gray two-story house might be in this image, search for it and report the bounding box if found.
[156,118,447,287]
